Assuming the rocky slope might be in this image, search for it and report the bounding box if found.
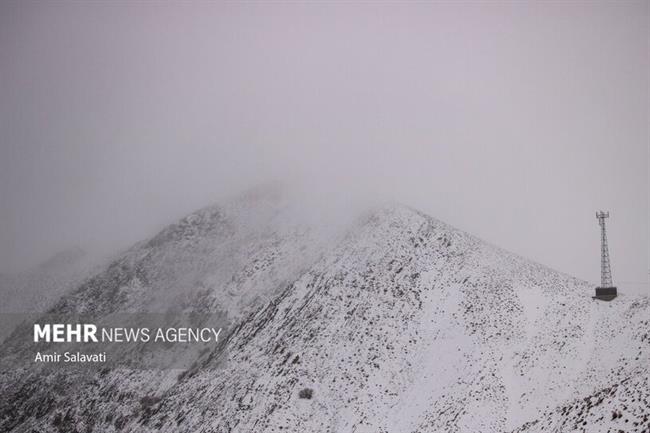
[0,190,648,432]
[514,298,650,433]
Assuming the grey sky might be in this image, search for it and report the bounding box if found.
[0,2,647,293]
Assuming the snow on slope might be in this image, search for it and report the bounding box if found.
[0,192,648,433]
[49,184,341,320]
[0,186,347,431]
[514,298,650,433]
[136,205,647,433]
[514,369,650,433]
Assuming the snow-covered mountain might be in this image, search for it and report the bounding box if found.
[0,189,648,432]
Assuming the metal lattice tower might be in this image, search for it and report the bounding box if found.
[596,211,613,288]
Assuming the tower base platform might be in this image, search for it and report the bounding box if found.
[592,287,617,301]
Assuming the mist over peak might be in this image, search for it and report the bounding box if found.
[0,2,646,293]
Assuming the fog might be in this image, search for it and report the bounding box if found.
[0,2,647,293]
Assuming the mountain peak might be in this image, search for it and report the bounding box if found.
[1,192,648,433]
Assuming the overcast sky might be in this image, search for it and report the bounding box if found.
[0,1,648,293]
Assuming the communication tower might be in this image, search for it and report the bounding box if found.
[594,211,617,300]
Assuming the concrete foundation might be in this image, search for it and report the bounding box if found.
[593,286,617,301]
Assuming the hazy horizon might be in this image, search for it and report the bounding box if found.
[1,1,648,294]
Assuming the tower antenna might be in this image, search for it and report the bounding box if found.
[594,211,617,301]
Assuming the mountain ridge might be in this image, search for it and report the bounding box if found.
[0,193,648,432]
